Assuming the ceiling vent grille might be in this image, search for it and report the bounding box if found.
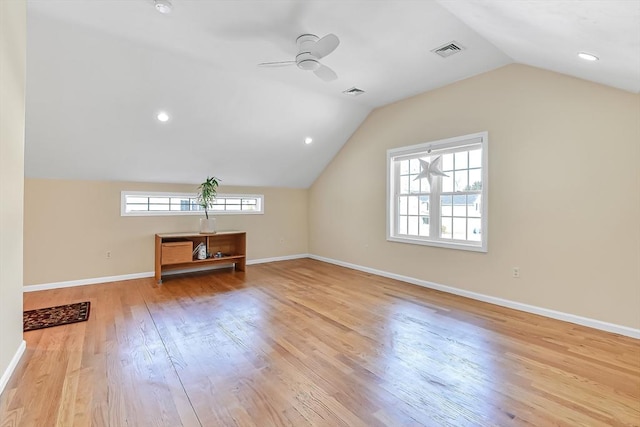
[343,87,365,96]
[432,41,464,58]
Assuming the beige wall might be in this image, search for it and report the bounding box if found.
[309,64,640,330]
[24,180,308,285]
[0,0,26,384]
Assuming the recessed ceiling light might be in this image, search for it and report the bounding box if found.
[154,0,172,14]
[578,52,599,61]
[157,111,170,122]
[304,137,313,145]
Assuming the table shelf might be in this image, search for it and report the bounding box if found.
[155,231,246,284]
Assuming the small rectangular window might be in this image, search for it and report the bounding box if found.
[121,192,264,216]
[387,132,488,252]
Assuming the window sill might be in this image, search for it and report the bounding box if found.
[387,235,487,253]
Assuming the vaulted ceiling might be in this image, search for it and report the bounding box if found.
[24,0,640,188]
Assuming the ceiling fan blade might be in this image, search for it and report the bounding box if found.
[313,64,337,82]
[258,61,296,68]
[310,33,339,59]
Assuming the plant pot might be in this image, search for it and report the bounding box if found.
[199,218,216,234]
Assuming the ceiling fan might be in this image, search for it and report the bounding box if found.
[258,33,340,82]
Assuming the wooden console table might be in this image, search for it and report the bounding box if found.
[155,231,246,284]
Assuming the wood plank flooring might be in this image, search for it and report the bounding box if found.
[1,259,638,426]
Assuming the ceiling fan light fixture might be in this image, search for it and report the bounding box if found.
[154,0,172,14]
[297,59,320,71]
[578,52,598,61]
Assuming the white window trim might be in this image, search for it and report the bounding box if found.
[386,131,488,253]
[121,191,264,216]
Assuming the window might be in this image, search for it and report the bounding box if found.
[121,192,264,216]
[387,132,488,252]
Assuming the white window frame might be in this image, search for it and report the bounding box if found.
[121,191,264,216]
[387,131,488,252]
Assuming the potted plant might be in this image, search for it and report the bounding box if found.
[196,176,220,233]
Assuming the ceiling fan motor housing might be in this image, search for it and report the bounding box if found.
[296,34,321,71]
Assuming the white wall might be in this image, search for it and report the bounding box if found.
[0,0,27,392]
[310,64,640,330]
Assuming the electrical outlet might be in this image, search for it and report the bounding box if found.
[106,251,112,259]
[512,267,520,278]
[279,237,285,244]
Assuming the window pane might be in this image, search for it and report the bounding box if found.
[399,216,408,234]
[468,169,482,190]
[126,197,148,204]
[441,153,453,172]
[149,197,169,204]
[442,173,453,193]
[420,177,431,193]
[408,216,419,235]
[441,217,452,239]
[454,170,468,192]
[469,195,481,218]
[399,160,409,175]
[226,199,241,205]
[399,197,408,215]
[400,176,409,194]
[211,205,225,211]
[149,204,170,211]
[409,176,420,193]
[419,196,429,215]
[441,196,452,216]
[469,149,482,168]
[453,203,466,217]
[452,195,467,216]
[170,197,190,204]
[453,217,466,240]
[242,204,257,211]
[468,218,482,241]
[409,158,420,173]
[455,151,468,169]
[408,196,419,215]
[126,204,148,212]
[419,216,429,236]
[227,204,241,211]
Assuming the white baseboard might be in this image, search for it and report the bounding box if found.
[247,253,310,265]
[24,272,154,292]
[0,340,26,396]
[23,254,310,292]
[308,254,640,339]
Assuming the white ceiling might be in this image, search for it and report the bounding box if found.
[24,0,640,188]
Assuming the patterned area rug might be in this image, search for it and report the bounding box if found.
[23,301,91,332]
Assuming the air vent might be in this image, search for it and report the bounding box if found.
[432,41,464,58]
[343,87,365,96]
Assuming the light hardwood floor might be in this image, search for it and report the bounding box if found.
[1,259,639,426]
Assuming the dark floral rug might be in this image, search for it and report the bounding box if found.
[23,301,91,332]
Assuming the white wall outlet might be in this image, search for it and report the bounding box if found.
[512,267,520,278]
[106,251,112,259]
[279,237,285,244]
